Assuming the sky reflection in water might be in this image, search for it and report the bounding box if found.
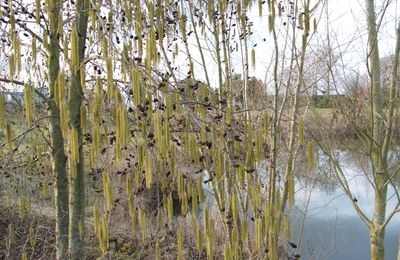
[293,149,400,260]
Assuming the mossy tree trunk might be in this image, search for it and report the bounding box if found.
[68,0,89,258]
[48,1,69,259]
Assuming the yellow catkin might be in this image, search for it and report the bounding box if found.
[177,171,183,198]
[268,14,274,33]
[155,240,161,260]
[181,192,188,215]
[307,141,315,171]
[251,48,256,70]
[298,119,304,146]
[42,180,49,198]
[57,10,63,39]
[102,172,113,211]
[80,104,87,133]
[6,190,11,208]
[9,53,15,78]
[206,219,214,258]
[231,191,238,225]
[138,209,147,241]
[21,251,28,260]
[167,193,173,222]
[99,212,109,254]
[60,99,69,137]
[70,128,79,165]
[196,221,203,252]
[56,70,65,105]
[29,226,36,247]
[90,9,96,31]
[35,0,40,23]
[10,8,15,32]
[43,30,49,50]
[126,175,137,231]
[32,38,37,64]
[0,94,5,129]
[93,200,99,234]
[80,66,86,88]
[197,177,204,203]
[177,226,184,260]
[63,36,68,59]
[313,17,318,33]
[6,123,13,147]
[18,196,25,220]
[8,223,14,244]
[24,85,34,124]
[289,173,294,208]
[189,184,196,212]
[14,36,21,74]
[285,216,291,239]
[224,244,232,260]
[70,26,79,73]
[145,151,152,188]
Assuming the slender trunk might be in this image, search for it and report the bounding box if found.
[48,1,69,259]
[370,183,387,260]
[69,0,89,258]
[365,1,387,259]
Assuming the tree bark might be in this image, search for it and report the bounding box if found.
[370,186,387,260]
[48,1,69,259]
[68,0,89,258]
[365,0,387,259]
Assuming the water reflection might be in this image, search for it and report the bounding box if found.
[293,148,400,260]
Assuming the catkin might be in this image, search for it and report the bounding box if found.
[24,85,34,125]
[177,226,184,260]
[298,119,304,146]
[251,48,256,70]
[70,27,79,73]
[35,0,40,23]
[29,226,36,247]
[307,141,315,171]
[0,94,5,129]
[145,151,152,188]
[313,17,318,32]
[70,128,79,165]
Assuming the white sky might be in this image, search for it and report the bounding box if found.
[0,0,399,92]
[174,0,400,89]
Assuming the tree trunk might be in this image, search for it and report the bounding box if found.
[48,1,69,259]
[68,0,89,259]
[370,188,386,260]
[365,0,387,259]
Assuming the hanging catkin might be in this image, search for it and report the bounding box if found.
[251,48,256,70]
[35,0,40,23]
[307,141,315,171]
[70,26,79,73]
[313,17,318,33]
[177,226,184,260]
[0,94,5,129]
[298,119,304,146]
[9,53,15,78]
[70,128,79,166]
[24,85,34,125]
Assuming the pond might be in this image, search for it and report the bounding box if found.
[292,148,400,259]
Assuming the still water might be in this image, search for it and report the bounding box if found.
[292,149,400,259]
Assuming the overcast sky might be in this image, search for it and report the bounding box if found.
[175,0,400,89]
[0,0,398,92]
